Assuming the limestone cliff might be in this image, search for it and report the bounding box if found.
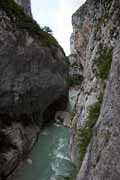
[0,0,68,179]
[70,0,120,179]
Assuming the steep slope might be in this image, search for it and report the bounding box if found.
[70,0,120,179]
[0,0,68,179]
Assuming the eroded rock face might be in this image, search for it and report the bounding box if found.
[70,0,120,179]
[0,1,68,179]
[77,39,120,180]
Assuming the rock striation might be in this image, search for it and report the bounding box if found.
[0,0,68,179]
[70,0,120,179]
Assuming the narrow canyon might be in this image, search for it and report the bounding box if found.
[0,0,120,180]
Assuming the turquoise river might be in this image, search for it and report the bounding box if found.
[18,123,76,180]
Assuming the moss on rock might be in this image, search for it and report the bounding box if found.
[77,98,102,163]
[67,75,83,87]
[96,48,112,80]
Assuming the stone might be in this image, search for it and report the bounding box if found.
[26,158,32,165]
[55,111,71,127]
[69,0,120,179]
[0,1,68,179]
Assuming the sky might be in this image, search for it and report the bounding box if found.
[31,0,86,55]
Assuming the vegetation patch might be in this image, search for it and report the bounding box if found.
[0,0,60,48]
[67,75,82,87]
[77,98,102,163]
[64,56,70,66]
[96,49,112,80]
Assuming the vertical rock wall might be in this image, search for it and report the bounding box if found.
[70,0,120,179]
[0,1,68,179]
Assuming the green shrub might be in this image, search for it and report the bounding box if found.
[64,56,70,66]
[96,49,112,80]
[67,76,82,86]
[77,99,102,163]
[0,0,60,48]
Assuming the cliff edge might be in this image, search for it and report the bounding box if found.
[70,0,120,179]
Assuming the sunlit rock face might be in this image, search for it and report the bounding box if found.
[14,0,32,16]
[70,0,120,179]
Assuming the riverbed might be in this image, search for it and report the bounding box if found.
[18,123,76,180]
[17,88,79,180]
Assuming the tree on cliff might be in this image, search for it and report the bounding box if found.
[42,26,53,34]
